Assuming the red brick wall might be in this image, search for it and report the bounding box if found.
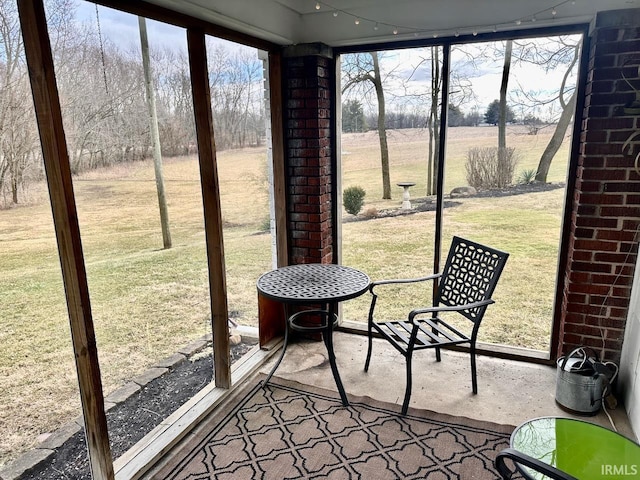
[561,9,640,363]
[283,46,335,264]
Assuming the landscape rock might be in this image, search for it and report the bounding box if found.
[104,382,141,404]
[450,186,477,197]
[178,339,208,356]
[37,421,82,450]
[0,448,53,480]
[154,353,187,369]
[229,332,242,345]
[132,367,168,387]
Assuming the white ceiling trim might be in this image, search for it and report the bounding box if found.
[144,0,639,47]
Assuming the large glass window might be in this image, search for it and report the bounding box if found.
[339,31,582,356]
[443,35,581,351]
[340,47,443,322]
[1,1,272,473]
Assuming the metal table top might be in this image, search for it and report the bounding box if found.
[257,263,370,304]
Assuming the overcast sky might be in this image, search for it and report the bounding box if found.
[73,1,578,119]
[75,1,249,54]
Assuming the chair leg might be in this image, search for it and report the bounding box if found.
[401,353,412,415]
[364,321,373,372]
[470,342,478,394]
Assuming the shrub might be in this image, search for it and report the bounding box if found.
[465,146,518,189]
[343,186,366,215]
[517,168,538,185]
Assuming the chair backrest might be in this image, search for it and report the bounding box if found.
[435,236,509,322]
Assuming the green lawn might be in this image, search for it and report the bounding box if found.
[0,125,570,465]
[340,126,568,350]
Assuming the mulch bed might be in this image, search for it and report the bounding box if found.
[344,181,565,222]
[20,342,254,480]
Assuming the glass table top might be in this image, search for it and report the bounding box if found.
[511,417,640,479]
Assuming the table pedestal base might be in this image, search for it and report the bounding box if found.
[262,304,349,406]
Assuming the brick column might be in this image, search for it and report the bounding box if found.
[283,44,335,264]
[561,9,640,363]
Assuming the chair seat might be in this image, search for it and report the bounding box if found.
[372,317,471,355]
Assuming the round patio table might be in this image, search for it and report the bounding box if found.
[509,416,640,479]
[257,263,370,406]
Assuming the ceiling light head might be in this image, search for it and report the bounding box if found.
[333,10,338,17]
[354,17,360,25]
[515,19,522,25]
[373,22,379,30]
[551,8,557,16]
[315,2,320,10]
[393,27,398,34]
[531,15,536,22]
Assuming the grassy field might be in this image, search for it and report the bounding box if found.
[0,125,569,465]
[339,125,569,348]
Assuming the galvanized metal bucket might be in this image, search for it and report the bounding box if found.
[555,347,609,416]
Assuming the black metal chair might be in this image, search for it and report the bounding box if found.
[365,236,509,414]
[495,448,578,480]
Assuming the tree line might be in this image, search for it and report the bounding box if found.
[0,0,265,207]
[343,99,522,132]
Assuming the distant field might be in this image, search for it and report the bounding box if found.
[0,125,570,465]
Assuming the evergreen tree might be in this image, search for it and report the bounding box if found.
[484,99,515,125]
[342,99,366,132]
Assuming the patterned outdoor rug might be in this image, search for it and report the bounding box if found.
[153,375,514,479]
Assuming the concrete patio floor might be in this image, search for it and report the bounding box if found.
[140,330,636,478]
[260,331,636,440]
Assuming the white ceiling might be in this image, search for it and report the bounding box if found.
[146,0,637,47]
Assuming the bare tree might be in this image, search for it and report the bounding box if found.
[402,45,476,196]
[498,40,513,151]
[153,47,195,155]
[509,36,581,182]
[47,4,150,173]
[533,43,579,183]
[427,46,440,195]
[207,44,264,151]
[0,0,40,205]
[1,2,264,203]
[342,52,391,199]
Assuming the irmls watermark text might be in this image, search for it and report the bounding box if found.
[601,464,638,476]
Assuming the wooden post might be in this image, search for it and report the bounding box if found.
[17,1,114,479]
[139,16,172,249]
[267,51,289,268]
[187,29,231,388]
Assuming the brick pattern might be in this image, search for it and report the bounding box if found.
[561,9,640,363]
[284,54,334,264]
